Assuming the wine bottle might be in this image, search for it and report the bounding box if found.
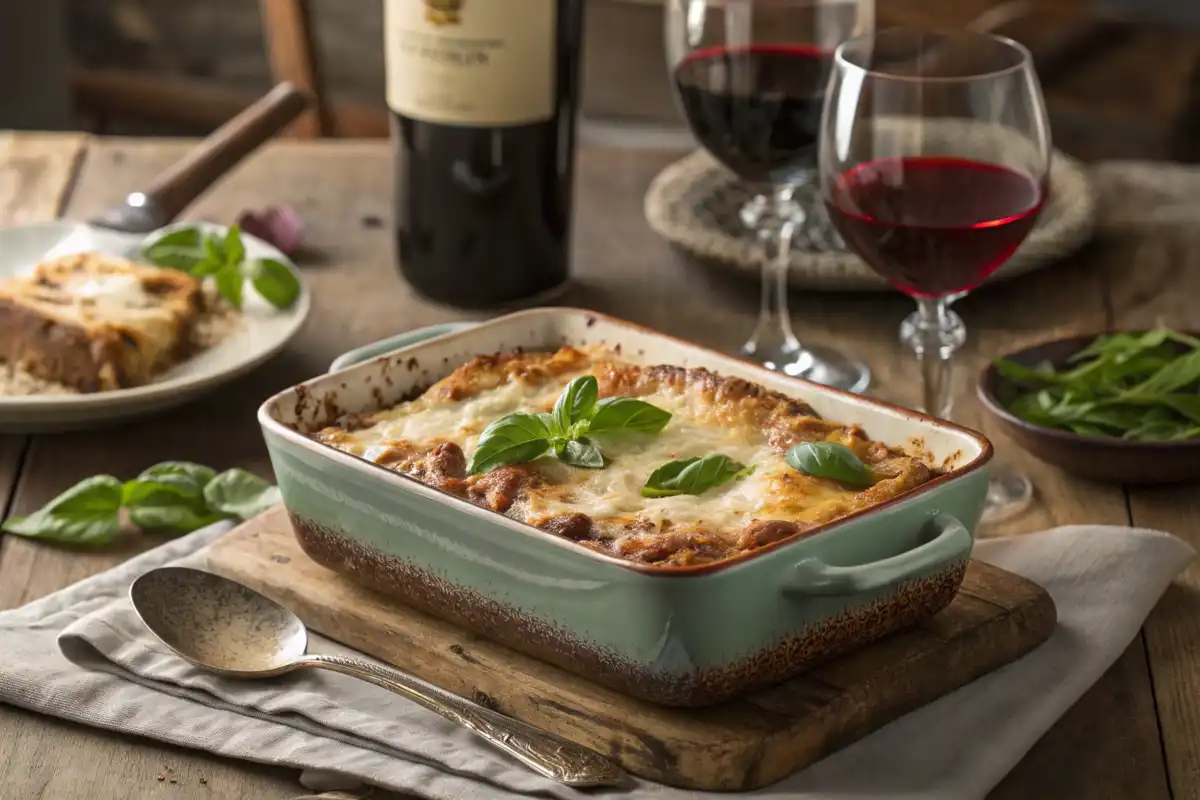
[384,0,585,309]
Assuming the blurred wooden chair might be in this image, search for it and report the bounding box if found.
[71,0,387,139]
[70,0,1200,160]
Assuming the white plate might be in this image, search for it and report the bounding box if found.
[0,220,310,433]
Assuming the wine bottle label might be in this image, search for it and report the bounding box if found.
[384,0,556,126]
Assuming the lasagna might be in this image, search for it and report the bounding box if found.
[0,253,205,393]
[313,346,938,567]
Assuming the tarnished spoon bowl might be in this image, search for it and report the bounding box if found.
[129,566,627,789]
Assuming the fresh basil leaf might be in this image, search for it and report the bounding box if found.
[588,397,671,435]
[467,412,554,475]
[126,493,221,532]
[553,376,598,434]
[143,228,207,271]
[144,246,207,272]
[641,454,750,498]
[146,227,203,251]
[786,442,875,487]
[128,504,227,533]
[1,475,123,545]
[536,412,558,434]
[249,258,302,309]
[560,437,604,469]
[203,468,281,519]
[135,461,216,496]
[204,232,227,264]
[224,224,246,266]
[122,461,220,533]
[213,263,244,309]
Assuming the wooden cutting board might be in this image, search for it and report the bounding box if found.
[206,506,1057,791]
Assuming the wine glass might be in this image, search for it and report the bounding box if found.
[819,27,1050,523]
[665,0,872,393]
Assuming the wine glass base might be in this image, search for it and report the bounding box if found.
[740,341,871,394]
[980,470,1033,525]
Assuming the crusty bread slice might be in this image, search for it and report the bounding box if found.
[0,253,204,392]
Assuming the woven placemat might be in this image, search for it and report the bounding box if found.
[644,148,1097,292]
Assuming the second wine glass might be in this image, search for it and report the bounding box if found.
[665,0,871,393]
[819,27,1051,523]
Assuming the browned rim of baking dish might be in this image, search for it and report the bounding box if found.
[262,307,995,578]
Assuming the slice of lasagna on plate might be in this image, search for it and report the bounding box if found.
[0,252,204,393]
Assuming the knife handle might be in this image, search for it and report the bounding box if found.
[141,82,310,223]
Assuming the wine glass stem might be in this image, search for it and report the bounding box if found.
[747,185,804,358]
[903,296,966,420]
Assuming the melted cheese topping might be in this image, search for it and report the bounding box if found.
[324,363,874,545]
[64,272,153,310]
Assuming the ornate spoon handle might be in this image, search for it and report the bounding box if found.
[296,653,627,788]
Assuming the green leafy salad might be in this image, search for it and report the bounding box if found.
[994,328,1200,442]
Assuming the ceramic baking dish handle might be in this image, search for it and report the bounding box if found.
[782,514,972,597]
[328,321,479,372]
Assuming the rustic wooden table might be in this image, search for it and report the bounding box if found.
[0,132,1196,799]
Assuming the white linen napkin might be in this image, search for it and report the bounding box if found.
[0,521,1190,800]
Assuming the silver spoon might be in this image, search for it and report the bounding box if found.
[129,566,627,789]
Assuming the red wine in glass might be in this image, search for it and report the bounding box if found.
[665,0,871,393]
[826,156,1046,298]
[672,45,833,186]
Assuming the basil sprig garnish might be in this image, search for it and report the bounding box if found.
[467,375,671,475]
[785,441,876,487]
[641,454,752,498]
[142,224,302,310]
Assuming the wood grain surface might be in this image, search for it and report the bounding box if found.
[0,135,1194,798]
[205,506,1057,791]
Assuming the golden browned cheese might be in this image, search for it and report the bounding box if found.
[312,346,937,568]
[0,253,204,392]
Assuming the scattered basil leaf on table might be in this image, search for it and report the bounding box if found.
[786,442,876,487]
[641,454,752,498]
[141,224,302,310]
[1,476,124,545]
[996,327,1200,442]
[203,468,282,519]
[467,379,673,475]
[1,462,280,546]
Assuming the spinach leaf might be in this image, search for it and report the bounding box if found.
[785,441,875,487]
[641,455,751,498]
[997,328,1200,441]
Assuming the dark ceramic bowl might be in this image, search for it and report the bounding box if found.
[977,333,1200,485]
